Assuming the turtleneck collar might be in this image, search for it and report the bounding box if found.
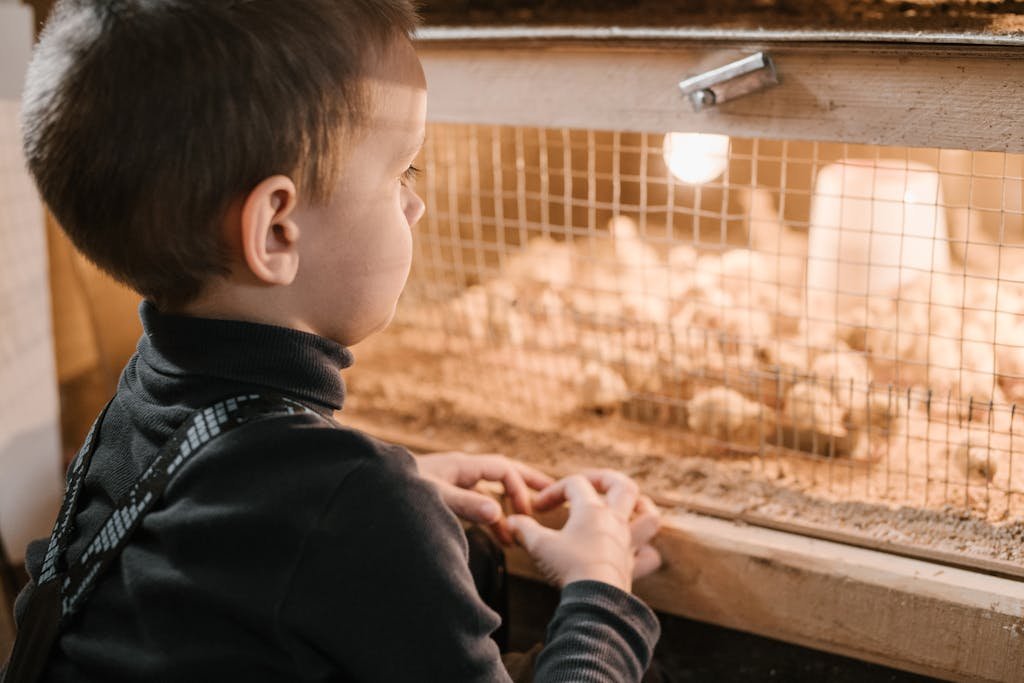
[136,301,353,413]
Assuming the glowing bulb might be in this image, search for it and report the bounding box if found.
[662,132,730,185]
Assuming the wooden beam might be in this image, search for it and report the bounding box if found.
[418,40,1024,153]
[505,510,1024,683]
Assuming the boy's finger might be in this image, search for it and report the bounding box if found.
[531,485,564,512]
[490,518,514,547]
[633,544,662,579]
[440,483,502,525]
[451,453,502,487]
[579,468,633,493]
[515,462,556,491]
[629,497,661,549]
[583,470,638,520]
[501,469,532,515]
[531,481,566,512]
[472,456,533,514]
[533,474,603,511]
[535,474,601,512]
[506,514,549,552]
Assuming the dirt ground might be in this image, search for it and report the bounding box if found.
[342,328,1024,576]
[420,0,1024,34]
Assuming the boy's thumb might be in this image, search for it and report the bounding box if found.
[441,484,503,524]
[506,515,546,550]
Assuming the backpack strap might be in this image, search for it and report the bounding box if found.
[3,392,320,682]
[37,400,112,587]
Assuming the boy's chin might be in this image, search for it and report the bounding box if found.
[341,307,398,347]
[370,307,399,337]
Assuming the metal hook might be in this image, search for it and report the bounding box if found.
[678,52,780,112]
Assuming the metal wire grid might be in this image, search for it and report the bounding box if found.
[393,122,1024,521]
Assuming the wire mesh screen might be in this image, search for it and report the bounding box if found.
[349,122,1024,542]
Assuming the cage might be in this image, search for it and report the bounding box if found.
[339,21,1024,682]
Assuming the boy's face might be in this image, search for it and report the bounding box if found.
[292,36,427,346]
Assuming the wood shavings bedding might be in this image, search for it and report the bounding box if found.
[342,338,1024,575]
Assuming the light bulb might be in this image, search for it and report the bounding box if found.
[662,132,730,185]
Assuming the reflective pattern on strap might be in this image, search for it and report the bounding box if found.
[37,393,320,624]
[39,402,111,585]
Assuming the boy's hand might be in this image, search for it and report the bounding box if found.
[506,470,662,593]
[414,452,554,544]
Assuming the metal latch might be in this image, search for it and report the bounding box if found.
[678,52,779,112]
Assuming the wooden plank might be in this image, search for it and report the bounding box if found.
[418,41,1024,153]
[505,510,1024,683]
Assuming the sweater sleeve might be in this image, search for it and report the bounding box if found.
[535,580,661,682]
[275,440,511,682]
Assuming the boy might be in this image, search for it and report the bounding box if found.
[10,1,662,680]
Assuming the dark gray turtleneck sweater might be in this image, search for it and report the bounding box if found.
[14,302,659,682]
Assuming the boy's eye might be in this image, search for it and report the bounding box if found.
[401,164,421,186]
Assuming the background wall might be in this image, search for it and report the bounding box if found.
[0,0,61,570]
[17,0,143,462]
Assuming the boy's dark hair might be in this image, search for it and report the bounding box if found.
[22,0,419,310]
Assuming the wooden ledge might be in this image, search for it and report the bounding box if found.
[506,510,1024,683]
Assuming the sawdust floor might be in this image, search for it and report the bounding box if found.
[342,330,1024,574]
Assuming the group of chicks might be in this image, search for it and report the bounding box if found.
[437,215,1024,486]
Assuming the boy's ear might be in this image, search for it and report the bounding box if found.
[239,175,300,286]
